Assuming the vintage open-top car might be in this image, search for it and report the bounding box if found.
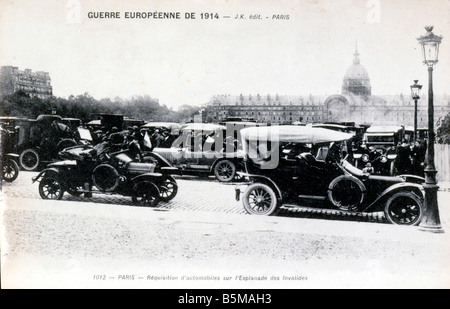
[32,141,179,206]
[152,123,245,182]
[235,125,425,225]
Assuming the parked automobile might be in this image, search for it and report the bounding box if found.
[353,125,405,175]
[1,124,20,182]
[235,125,425,226]
[152,123,244,182]
[32,141,178,206]
[7,114,87,171]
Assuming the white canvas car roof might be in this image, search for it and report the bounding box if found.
[240,125,353,144]
[366,125,403,133]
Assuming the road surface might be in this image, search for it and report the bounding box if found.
[1,171,450,289]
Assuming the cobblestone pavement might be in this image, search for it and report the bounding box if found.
[2,171,450,227]
[0,170,406,225]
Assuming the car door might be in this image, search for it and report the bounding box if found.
[184,134,219,171]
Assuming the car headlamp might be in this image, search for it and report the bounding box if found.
[380,156,388,163]
[362,154,369,162]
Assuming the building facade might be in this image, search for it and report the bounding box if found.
[203,49,450,127]
[0,66,53,100]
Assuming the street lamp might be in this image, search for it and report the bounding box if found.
[417,26,443,233]
[410,80,422,142]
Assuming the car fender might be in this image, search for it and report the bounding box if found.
[48,160,77,167]
[241,174,283,200]
[5,153,19,159]
[31,167,60,183]
[363,182,424,212]
[131,172,164,183]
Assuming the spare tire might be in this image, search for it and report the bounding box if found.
[19,148,40,171]
[56,138,78,152]
[92,164,119,192]
[327,175,366,211]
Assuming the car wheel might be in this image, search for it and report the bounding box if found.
[39,177,64,200]
[384,192,423,226]
[19,149,40,171]
[243,183,278,216]
[56,138,77,152]
[159,177,178,202]
[132,181,160,207]
[2,159,19,182]
[328,175,365,211]
[214,160,236,182]
[92,164,119,192]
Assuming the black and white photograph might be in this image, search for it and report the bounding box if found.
[1,0,450,291]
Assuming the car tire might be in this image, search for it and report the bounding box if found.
[214,160,236,182]
[92,164,119,192]
[2,159,19,182]
[327,175,366,211]
[56,138,78,152]
[131,181,160,207]
[38,177,64,200]
[159,177,178,202]
[384,192,423,226]
[19,148,40,171]
[243,183,279,216]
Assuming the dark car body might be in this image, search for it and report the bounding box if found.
[235,125,424,226]
[353,125,405,175]
[4,114,83,171]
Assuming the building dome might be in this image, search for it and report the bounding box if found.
[342,46,371,96]
[344,62,370,80]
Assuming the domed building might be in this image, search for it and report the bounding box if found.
[203,46,449,128]
[341,46,371,96]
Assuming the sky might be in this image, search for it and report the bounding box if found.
[1,0,449,110]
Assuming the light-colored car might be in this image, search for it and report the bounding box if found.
[152,123,244,182]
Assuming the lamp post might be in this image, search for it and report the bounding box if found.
[417,26,443,233]
[410,80,422,142]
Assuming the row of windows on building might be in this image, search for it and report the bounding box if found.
[14,84,52,94]
[206,109,448,125]
[15,75,51,86]
[214,98,450,108]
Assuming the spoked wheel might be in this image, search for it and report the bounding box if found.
[2,159,19,182]
[19,149,40,171]
[243,183,278,216]
[328,175,365,211]
[131,181,160,207]
[38,177,64,200]
[159,177,178,202]
[384,192,423,226]
[214,160,236,182]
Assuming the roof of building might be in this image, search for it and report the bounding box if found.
[343,46,370,81]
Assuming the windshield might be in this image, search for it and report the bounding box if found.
[78,127,93,141]
[365,134,395,144]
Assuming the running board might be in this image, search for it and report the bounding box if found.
[297,195,326,200]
